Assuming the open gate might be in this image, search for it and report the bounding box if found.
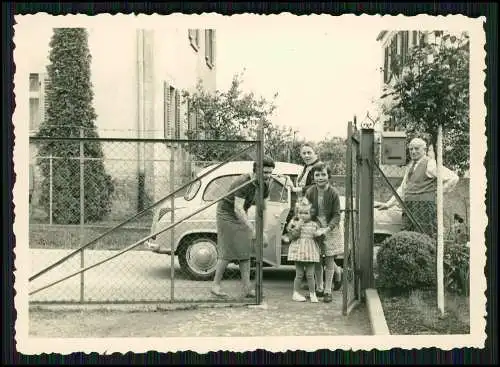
[343,120,362,315]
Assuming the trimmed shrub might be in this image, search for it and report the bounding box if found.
[444,241,470,295]
[377,231,436,291]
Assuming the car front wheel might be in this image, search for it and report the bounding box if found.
[178,235,219,281]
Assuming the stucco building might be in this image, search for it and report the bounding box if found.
[28,27,217,219]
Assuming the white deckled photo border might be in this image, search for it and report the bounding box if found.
[12,13,487,354]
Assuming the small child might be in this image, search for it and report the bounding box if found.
[287,200,322,303]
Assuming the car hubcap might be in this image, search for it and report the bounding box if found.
[186,240,218,275]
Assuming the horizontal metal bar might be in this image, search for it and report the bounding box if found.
[30,223,150,231]
[29,177,257,296]
[30,136,259,144]
[29,143,256,282]
[29,299,252,305]
[371,160,425,234]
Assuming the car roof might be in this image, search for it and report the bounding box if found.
[197,160,303,179]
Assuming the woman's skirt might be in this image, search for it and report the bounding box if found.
[216,210,253,261]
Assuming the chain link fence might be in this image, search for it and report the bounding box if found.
[370,137,470,244]
[28,133,276,304]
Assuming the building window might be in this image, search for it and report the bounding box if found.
[205,29,215,69]
[164,81,182,140]
[188,29,200,51]
[419,31,427,45]
[29,97,41,131]
[187,100,205,137]
[29,73,40,92]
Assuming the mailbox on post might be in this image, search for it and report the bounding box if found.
[380,131,407,165]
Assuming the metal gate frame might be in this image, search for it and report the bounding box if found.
[343,120,361,315]
[342,117,428,315]
[29,132,267,305]
[343,118,378,315]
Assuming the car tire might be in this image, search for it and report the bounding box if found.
[178,235,219,281]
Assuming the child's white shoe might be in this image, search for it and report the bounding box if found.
[292,291,306,302]
[310,293,319,303]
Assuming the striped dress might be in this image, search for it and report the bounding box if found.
[287,221,321,263]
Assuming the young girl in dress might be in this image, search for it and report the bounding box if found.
[287,199,322,303]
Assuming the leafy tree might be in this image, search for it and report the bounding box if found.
[36,28,114,224]
[314,136,347,175]
[380,31,470,175]
[183,72,297,163]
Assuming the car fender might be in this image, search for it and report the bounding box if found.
[175,228,218,254]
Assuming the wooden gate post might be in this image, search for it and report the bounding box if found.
[359,125,375,292]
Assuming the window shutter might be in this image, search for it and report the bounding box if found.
[42,75,49,124]
[383,47,389,83]
[210,29,216,66]
[412,31,418,46]
[403,31,409,63]
[164,81,171,138]
[175,90,181,139]
[205,30,210,61]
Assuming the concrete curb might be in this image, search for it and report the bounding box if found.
[365,288,390,335]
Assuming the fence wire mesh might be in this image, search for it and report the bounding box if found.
[372,139,470,244]
[29,135,273,304]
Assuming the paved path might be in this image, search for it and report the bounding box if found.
[29,249,371,337]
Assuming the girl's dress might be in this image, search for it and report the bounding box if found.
[287,221,321,263]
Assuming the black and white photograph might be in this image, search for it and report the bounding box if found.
[13,13,486,353]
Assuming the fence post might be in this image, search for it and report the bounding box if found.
[170,146,175,302]
[359,124,375,293]
[255,120,264,305]
[79,128,85,303]
[436,124,445,315]
[49,154,53,225]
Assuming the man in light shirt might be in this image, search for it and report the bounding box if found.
[375,138,459,238]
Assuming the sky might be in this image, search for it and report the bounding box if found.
[215,25,383,141]
[14,15,384,143]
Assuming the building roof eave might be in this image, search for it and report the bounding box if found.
[376,31,388,41]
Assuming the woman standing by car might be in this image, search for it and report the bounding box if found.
[292,143,321,196]
[283,144,320,240]
[211,157,274,298]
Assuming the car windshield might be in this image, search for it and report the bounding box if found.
[184,179,201,201]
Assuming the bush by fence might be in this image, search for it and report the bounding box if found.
[376,231,437,292]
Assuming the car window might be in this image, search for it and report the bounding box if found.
[268,177,288,203]
[203,175,240,201]
[184,179,201,201]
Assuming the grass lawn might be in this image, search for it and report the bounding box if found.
[29,224,151,251]
[378,288,470,335]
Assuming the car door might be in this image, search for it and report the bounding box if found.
[247,175,291,267]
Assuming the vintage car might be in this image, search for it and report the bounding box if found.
[145,161,402,280]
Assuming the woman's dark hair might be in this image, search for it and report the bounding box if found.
[310,161,331,178]
[253,156,275,172]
